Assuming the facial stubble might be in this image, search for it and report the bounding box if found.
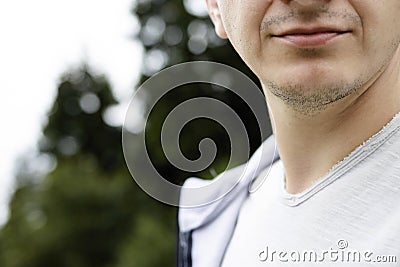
[260,8,400,115]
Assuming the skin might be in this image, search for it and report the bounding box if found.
[206,0,400,193]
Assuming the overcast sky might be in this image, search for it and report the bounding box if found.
[0,0,143,225]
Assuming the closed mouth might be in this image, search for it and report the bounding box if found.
[272,28,351,37]
[270,27,352,47]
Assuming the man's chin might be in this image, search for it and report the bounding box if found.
[262,78,361,114]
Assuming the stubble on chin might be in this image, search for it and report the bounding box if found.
[264,78,364,115]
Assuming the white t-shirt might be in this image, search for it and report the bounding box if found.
[222,115,400,267]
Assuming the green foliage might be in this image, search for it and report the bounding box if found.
[0,65,176,267]
[1,156,175,267]
[114,213,175,267]
[0,1,272,267]
[41,66,123,171]
[135,0,272,185]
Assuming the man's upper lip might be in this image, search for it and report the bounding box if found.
[272,27,350,37]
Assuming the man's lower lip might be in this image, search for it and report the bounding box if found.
[274,32,345,47]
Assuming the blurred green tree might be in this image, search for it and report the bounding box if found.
[0,1,272,267]
[135,0,271,185]
[40,66,123,172]
[0,66,175,267]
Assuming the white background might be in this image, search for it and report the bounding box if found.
[0,0,143,225]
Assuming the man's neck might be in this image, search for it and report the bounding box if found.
[263,56,400,194]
